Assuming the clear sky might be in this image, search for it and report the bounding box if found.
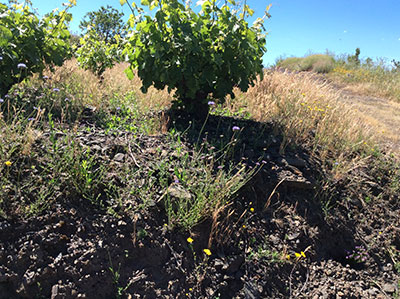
[30,0,400,66]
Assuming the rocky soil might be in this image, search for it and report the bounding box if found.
[0,113,399,298]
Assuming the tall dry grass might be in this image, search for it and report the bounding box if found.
[227,70,375,161]
[44,60,379,161]
[45,59,173,112]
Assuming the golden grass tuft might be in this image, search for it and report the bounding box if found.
[46,59,103,108]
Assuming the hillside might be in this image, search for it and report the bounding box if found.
[1,61,400,298]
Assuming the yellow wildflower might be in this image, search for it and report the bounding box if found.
[187,237,194,244]
[250,207,255,212]
[203,249,212,256]
[4,161,12,166]
[295,251,306,259]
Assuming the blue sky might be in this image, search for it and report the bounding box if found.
[31,0,400,66]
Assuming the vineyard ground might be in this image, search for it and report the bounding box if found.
[0,67,400,298]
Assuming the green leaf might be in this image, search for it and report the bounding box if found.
[124,67,134,80]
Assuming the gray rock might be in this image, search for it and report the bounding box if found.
[167,185,192,200]
[286,157,307,168]
[368,287,379,296]
[382,283,396,293]
[214,258,227,269]
[270,235,280,245]
[51,284,63,299]
[206,288,215,297]
[113,153,125,162]
[287,232,300,240]
[24,270,35,285]
[276,158,288,166]
[91,145,102,152]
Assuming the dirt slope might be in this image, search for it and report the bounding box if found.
[331,82,400,153]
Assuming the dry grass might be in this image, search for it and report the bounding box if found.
[45,60,173,112]
[278,54,400,103]
[45,59,104,108]
[329,66,400,102]
[102,62,173,111]
[338,90,400,152]
[42,60,392,159]
[226,70,375,161]
[221,70,400,204]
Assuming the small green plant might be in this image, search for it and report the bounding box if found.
[137,228,148,239]
[108,253,131,299]
[100,93,160,135]
[364,195,372,204]
[160,132,260,229]
[246,239,285,264]
[187,237,197,262]
[142,119,263,230]
[42,134,106,206]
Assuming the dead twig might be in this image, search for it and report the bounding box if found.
[264,178,285,211]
